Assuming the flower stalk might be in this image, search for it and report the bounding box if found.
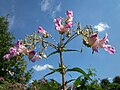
[4,10,115,90]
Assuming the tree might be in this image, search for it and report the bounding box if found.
[0,16,32,86]
[113,76,120,84]
[100,78,110,89]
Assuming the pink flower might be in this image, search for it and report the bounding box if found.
[54,17,67,34]
[66,10,73,18]
[65,21,73,28]
[38,26,47,35]
[103,45,115,54]
[18,45,28,55]
[66,10,73,28]
[88,33,98,46]
[88,33,115,54]
[4,54,11,59]
[54,17,62,26]
[9,47,17,55]
[54,17,71,34]
[54,10,73,34]
[28,51,41,62]
[4,40,28,59]
[16,40,22,48]
[16,40,28,55]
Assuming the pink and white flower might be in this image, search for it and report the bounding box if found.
[66,10,73,18]
[54,17,67,34]
[54,10,74,34]
[9,47,17,55]
[4,54,11,59]
[28,51,42,62]
[16,40,28,55]
[38,26,47,35]
[4,40,28,59]
[88,33,115,54]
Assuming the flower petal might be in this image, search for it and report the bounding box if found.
[103,45,115,54]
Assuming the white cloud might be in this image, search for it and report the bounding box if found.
[32,64,54,71]
[40,0,62,18]
[94,22,110,32]
[8,16,15,29]
[51,3,61,18]
[108,77,112,80]
[56,3,61,12]
[11,0,15,13]
[40,0,52,12]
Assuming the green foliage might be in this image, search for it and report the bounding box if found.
[28,79,61,90]
[0,16,32,89]
[72,74,120,90]
[113,76,120,84]
[66,67,89,79]
[0,16,14,58]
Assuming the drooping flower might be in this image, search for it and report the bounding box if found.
[88,33,115,54]
[38,26,49,38]
[103,45,115,54]
[38,26,47,35]
[28,51,42,62]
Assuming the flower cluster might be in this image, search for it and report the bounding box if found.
[88,33,115,54]
[54,10,73,34]
[4,40,28,59]
[4,40,42,62]
[4,10,115,63]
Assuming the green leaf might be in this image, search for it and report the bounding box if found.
[47,51,59,57]
[63,49,81,52]
[44,70,56,78]
[74,76,82,87]
[65,79,75,85]
[44,68,62,78]
[66,67,88,78]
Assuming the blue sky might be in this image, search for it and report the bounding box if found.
[0,0,120,83]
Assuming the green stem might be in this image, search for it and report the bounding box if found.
[59,34,66,90]
[60,51,66,90]
[64,33,77,47]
